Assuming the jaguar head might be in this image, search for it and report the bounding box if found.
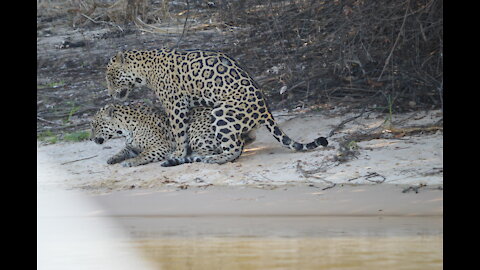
[105,52,145,101]
[90,105,123,144]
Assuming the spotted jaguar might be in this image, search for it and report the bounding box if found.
[105,48,328,166]
[90,103,227,167]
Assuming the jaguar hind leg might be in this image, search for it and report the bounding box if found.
[165,102,191,160]
[161,137,245,166]
[161,103,256,167]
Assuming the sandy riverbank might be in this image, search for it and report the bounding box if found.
[38,108,443,269]
[38,108,442,217]
[38,108,443,196]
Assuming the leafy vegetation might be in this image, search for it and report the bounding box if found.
[37,80,66,89]
[38,130,90,144]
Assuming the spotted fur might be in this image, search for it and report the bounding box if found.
[105,48,328,166]
[90,104,224,167]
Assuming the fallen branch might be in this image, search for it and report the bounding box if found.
[335,123,442,163]
[386,125,443,137]
[347,172,385,184]
[189,22,230,32]
[363,172,386,184]
[37,117,57,125]
[133,16,169,34]
[61,155,98,165]
[80,13,124,31]
[343,124,443,143]
[328,106,368,137]
[402,183,427,193]
[296,160,336,190]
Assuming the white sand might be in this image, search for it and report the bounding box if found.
[37,108,443,270]
[37,108,443,194]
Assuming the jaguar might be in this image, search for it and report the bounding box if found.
[105,48,328,166]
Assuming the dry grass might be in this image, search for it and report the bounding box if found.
[211,0,443,111]
[37,0,443,137]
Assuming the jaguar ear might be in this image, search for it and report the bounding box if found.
[114,51,125,64]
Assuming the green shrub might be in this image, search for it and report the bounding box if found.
[63,131,90,142]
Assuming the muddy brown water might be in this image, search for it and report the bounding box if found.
[38,185,442,269]
[123,216,442,270]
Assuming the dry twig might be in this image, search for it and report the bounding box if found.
[37,117,57,125]
[80,13,124,31]
[61,155,98,165]
[377,0,411,81]
[296,160,336,190]
[328,107,368,138]
[176,0,190,47]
